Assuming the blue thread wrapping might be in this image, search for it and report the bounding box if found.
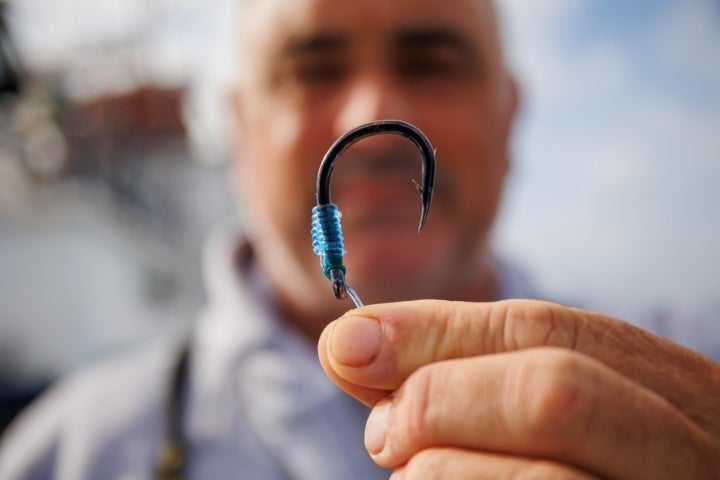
[311,204,347,279]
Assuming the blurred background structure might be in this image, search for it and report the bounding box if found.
[0,0,237,431]
[0,0,718,433]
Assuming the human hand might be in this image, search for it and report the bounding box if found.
[318,300,720,479]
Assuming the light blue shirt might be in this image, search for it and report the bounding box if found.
[1,223,717,479]
[0,225,392,480]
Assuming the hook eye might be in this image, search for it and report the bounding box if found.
[330,268,347,300]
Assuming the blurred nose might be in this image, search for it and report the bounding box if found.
[335,71,413,136]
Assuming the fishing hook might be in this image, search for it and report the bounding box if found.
[311,119,436,307]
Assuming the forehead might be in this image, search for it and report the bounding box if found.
[240,0,499,59]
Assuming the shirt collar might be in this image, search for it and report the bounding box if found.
[191,219,342,421]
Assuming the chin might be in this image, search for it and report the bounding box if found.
[348,275,439,304]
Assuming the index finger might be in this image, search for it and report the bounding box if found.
[317,299,716,410]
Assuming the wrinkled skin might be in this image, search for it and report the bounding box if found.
[319,300,720,479]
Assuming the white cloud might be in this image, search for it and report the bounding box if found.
[497,0,593,106]
[647,0,720,90]
[494,0,720,311]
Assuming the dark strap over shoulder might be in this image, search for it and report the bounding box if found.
[154,339,191,480]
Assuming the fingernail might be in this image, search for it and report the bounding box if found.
[330,314,381,367]
[365,397,391,454]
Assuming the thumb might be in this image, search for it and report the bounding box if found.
[318,299,515,405]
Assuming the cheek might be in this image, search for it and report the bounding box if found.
[239,110,304,226]
[239,104,333,252]
[417,101,509,250]
[453,148,507,238]
[434,118,506,200]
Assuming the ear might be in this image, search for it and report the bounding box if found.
[225,85,253,207]
[227,86,247,152]
[499,72,521,172]
[502,72,521,138]
[229,87,247,162]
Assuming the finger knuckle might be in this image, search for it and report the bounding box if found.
[513,461,595,480]
[400,449,450,480]
[401,363,445,443]
[520,350,594,442]
[504,301,580,351]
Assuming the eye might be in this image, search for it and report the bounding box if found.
[397,51,467,81]
[294,59,348,86]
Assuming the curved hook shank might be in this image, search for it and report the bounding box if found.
[315,119,436,232]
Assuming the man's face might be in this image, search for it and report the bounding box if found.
[232,0,517,318]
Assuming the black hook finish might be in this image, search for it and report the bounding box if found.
[316,119,436,233]
[312,119,436,304]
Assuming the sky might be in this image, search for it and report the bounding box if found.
[6,0,720,329]
[494,0,720,315]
